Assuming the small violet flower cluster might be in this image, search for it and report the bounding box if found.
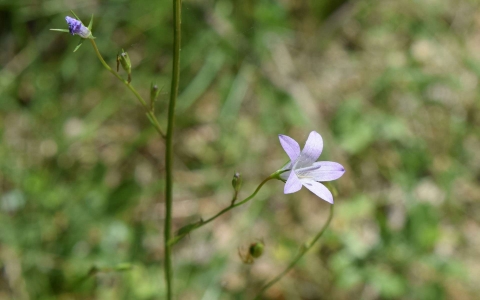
[278,131,345,204]
[65,16,91,38]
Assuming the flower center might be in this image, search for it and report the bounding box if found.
[294,164,320,178]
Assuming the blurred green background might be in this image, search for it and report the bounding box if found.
[1,0,480,299]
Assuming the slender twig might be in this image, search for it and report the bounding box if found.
[88,39,165,139]
[164,0,182,298]
[254,204,334,299]
[168,174,277,246]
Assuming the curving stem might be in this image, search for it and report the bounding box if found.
[254,204,334,298]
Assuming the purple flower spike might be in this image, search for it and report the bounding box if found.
[278,131,345,204]
[65,16,91,38]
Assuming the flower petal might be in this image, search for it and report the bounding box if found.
[279,170,291,181]
[278,161,292,181]
[296,131,323,168]
[307,161,345,181]
[279,134,301,162]
[301,179,334,204]
[284,171,302,194]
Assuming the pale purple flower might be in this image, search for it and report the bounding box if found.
[65,16,91,38]
[278,131,345,204]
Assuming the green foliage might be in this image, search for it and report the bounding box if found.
[1,0,479,299]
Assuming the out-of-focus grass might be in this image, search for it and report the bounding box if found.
[1,0,480,299]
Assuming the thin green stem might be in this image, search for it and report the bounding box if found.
[169,174,275,246]
[254,204,334,299]
[200,176,274,226]
[164,0,182,298]
[88,39,165,139]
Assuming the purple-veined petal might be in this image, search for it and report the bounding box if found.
[279,134,301,162]
[301,179,334,204]
[295,131,323,169]
[306,161,345,181]
[284,171,302,194]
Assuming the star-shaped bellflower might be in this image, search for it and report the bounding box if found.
[278,131,345,204]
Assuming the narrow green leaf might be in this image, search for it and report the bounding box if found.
[50,29,69,33]
[176,221,202,236]
[87,14,93,30]
[70,10,81,21]
[73,39,84,52]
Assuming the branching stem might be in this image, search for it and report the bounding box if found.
[88,39,165,138]
[168,173,277,246]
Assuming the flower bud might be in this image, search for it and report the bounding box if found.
[150,83,160,103]
[65,16,92,39]
[117,49,132,83]
[232,172,242,193]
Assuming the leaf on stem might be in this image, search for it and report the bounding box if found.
[73,38,84,52]
[70,10,81,21]
[168,219,204,246]
[87,14,94,30]
[177,220,203,236]
[50,29,70,33]
[150,84,164,112]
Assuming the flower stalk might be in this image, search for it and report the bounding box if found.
[254,204,334,298]
[164,0,182,298]
[168,171,282,246]
[88,39,165,138]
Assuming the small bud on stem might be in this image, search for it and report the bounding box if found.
[117,49,132,83]
[231,172,242,205]
[150,83,161,112]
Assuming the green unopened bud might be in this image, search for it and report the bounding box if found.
[119,49,131,72]
[117,49,132,83]
[232,172,242,193]
[151,83,160,102]
[249,242,264,258]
